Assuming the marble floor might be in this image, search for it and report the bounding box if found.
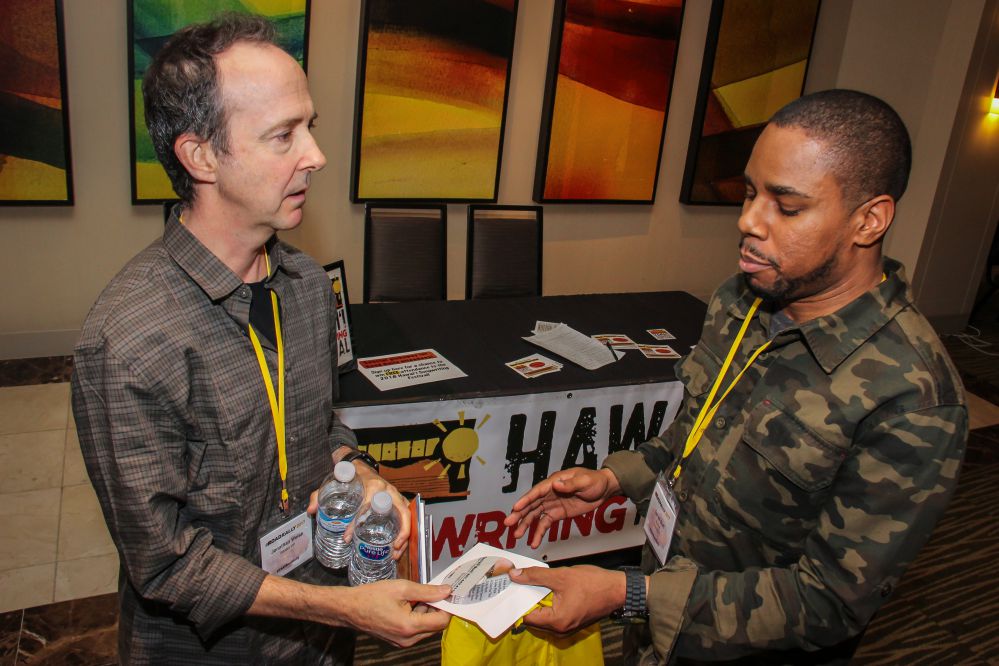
[0,381,118,616]
[2,356,999,664]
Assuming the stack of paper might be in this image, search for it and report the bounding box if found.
[523,321,617,370]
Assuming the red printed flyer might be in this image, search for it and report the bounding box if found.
[357,349,466,391]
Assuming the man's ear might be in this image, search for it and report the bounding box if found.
[174,133,218,185]
[853,194,895,247]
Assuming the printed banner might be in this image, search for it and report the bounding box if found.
[338,381,683,572]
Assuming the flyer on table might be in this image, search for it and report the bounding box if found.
[357,349,466,391]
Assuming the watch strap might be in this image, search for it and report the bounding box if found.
[611,566,648,622]
[340,448,379,473]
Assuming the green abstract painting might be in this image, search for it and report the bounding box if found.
[128,0,310,203]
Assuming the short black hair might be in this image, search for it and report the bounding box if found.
[142,13,277,203]
[769,89,912,207]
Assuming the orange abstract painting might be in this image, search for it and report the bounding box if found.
[0,0,73,204]
[535,0,685,203]
[680,0,821,205]
[350,0,518,202]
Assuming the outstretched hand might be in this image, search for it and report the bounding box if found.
[503,467,621,548]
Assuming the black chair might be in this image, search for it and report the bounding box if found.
[363,203,447,302]
[466,204,543,299]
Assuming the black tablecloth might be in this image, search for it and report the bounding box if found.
[336,291,707,407]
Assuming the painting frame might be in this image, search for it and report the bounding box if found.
[0,0,75,206]
[127,0,312,205]
[324,259,357,373]
[349,0,520,203]
[679,0,822,206]
[533,0,686,205]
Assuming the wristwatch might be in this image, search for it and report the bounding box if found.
[338,448,380,473]
[610,567,649,622]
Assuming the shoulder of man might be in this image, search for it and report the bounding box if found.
[862,304,966,410]
[76,239,174,357]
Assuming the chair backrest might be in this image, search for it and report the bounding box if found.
[466,205,543,299]
[364,204,447,302]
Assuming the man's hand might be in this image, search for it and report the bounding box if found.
[341,579,452,647]
[308,461,411,560]
[509,565,628,634]
[503,467,621,548]
[249,575,451,648]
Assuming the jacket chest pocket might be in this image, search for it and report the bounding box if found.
[744,399,846,492]
[716,398,848,548]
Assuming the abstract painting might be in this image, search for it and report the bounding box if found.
[128,0,311,204]
[680,0,821,205]
[0,0,73,205]
[534,0,685,204]
[350,0,519,203]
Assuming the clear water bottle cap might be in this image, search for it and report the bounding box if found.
[372,491,393,514]
[333,460,356,483]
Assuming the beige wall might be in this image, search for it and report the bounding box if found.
[913,0,999,329]
[0,0,987,359]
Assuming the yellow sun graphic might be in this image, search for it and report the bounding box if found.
[423,410,490,480]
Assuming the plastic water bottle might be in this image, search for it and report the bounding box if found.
[348,491,398,585]
[315,461,364,569]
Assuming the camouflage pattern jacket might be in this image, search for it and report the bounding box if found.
[603,258,967,664]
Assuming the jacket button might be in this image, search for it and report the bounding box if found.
[678,490,689,502]
[714,417,726,429]
[880,583,893,598]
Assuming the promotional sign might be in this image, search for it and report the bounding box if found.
[338,381,683,572]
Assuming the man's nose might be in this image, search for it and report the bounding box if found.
[737,198,766,239]
[302,132,327,172]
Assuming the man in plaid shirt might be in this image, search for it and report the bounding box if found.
[72,14,450,664]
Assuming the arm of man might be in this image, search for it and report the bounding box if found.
[72,347,271,639]
[247,574,450,647]
[617,406,967,661]
[324,271,411,557]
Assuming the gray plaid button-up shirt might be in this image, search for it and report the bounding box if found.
[72,213,358,664]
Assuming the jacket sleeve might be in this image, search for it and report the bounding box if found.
[650,405,967,660]
[71,346,268,640]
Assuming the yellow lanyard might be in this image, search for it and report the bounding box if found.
[247,251,289,511]
[673,298,770,481]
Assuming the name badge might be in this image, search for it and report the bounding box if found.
[644,473,678,565]
[259,511,314,576]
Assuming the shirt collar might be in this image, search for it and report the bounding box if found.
[727,257,911,374]
[163,207,297,301]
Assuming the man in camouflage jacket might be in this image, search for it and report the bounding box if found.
[504,90,967,664]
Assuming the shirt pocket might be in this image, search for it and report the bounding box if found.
[716,398,848,551]
[742,398,846,492]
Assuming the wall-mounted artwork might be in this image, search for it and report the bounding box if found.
[0,0,74,205]
[128,0,311,204]
[350,0,519,203]
[680,0,821,205]
[534,0,685,204]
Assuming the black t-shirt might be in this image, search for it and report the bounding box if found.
[248,281,277,347]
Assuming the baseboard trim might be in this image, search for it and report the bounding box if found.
[0,330,80,360]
